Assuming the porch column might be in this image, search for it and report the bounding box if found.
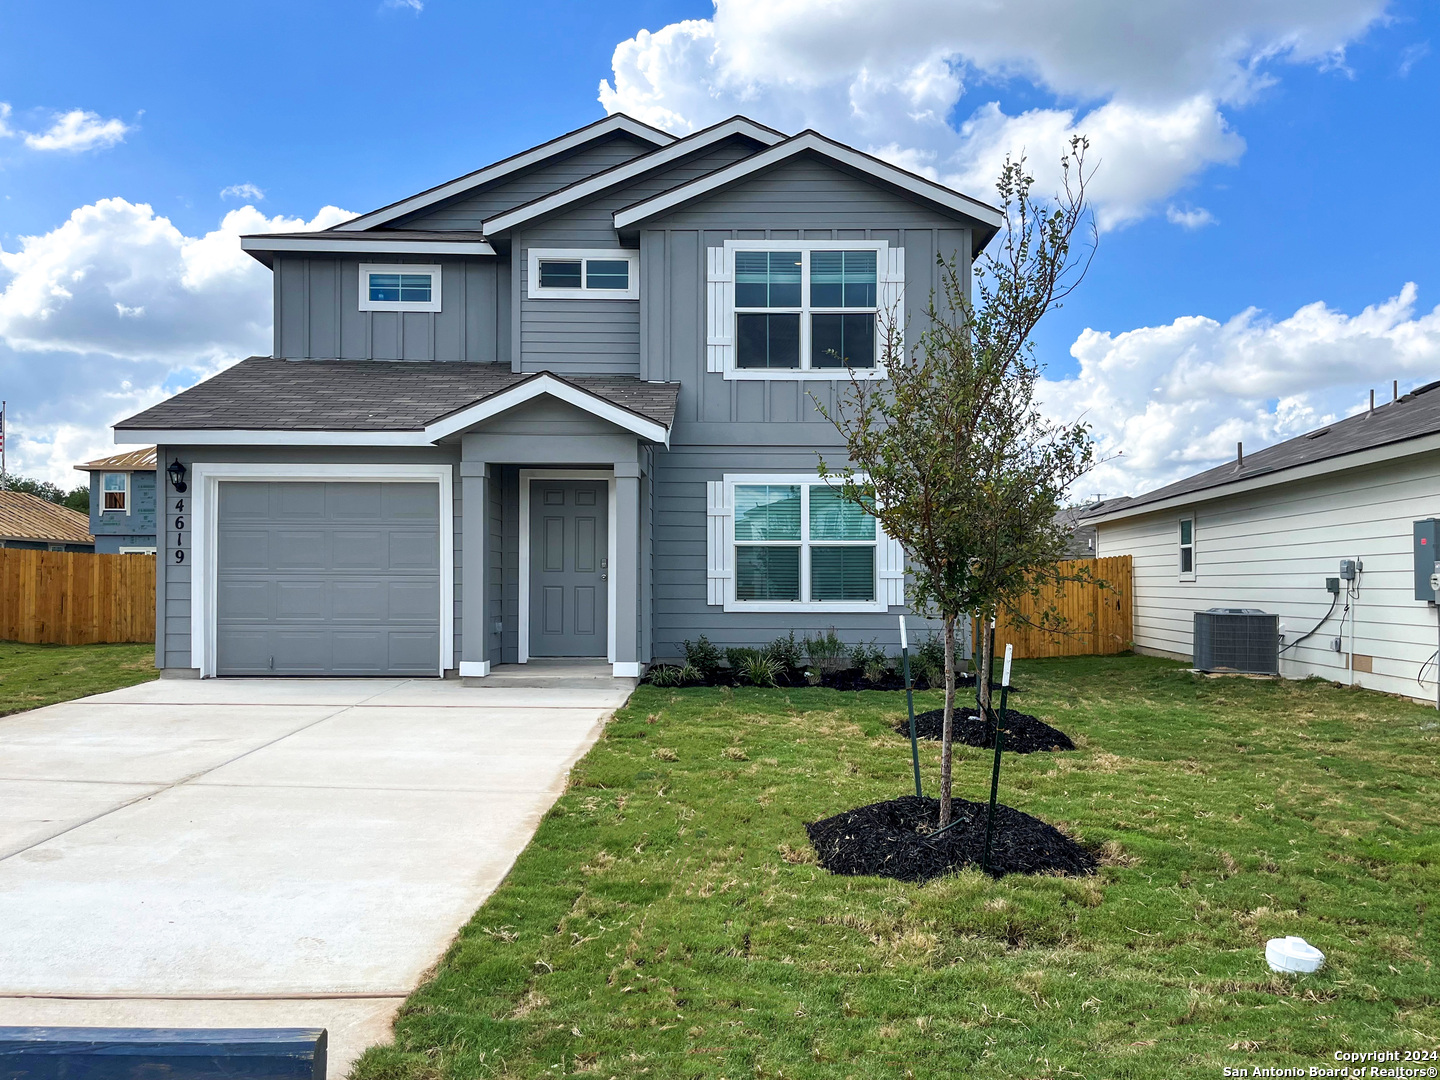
[460,461,490,678]
[613,462,641,677]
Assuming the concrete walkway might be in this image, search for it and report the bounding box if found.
[0,668,633,1075]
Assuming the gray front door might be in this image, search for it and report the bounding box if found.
[216,481,441,676]
[529,480,607,657]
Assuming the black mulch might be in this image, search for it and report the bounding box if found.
[805,795,1097,882]
[896,707,1075,753]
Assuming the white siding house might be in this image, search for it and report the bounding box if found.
[1086,385,1440,705]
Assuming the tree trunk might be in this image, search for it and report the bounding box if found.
[978,611,994,721]
[938,613,956,827]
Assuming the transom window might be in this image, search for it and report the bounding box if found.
[734,248,878,372]
[101,472,129,513]
[358,263,442,312]
[733,480,878,605]
[528,249,639,300]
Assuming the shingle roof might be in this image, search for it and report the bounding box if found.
[75,446,157,472]
[114,358,680,433]
[0,491,93,545]
[1083,379,1440,521]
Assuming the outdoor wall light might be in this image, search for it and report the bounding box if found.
[166,458,188,493]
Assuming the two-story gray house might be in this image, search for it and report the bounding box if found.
[74,447,158,554]
[112,114,1000,679]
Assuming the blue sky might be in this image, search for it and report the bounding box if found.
[0,0,1436,496]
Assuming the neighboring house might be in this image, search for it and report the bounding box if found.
[112,113,1001,679]
[1082,380,1440,702]
[1055,504,1098,558]
[0,491,94,552]
[74,447,159,554]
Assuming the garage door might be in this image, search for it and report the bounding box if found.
[215,481,441,676]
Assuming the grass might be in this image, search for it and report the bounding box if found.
[0,641,158,716]
[352,655,1440,1079]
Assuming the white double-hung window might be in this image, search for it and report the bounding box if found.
[706,239,903,379]
[705,474,906,612]
[101,472,129,513]
[359,264,442,312]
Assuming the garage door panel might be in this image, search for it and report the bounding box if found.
[389,530,440,570]
[216,481,441,677]
[218,529,270,570]
[333,580,387,621]
[275,581,326,620]
[332,530,387,571]
[275,483,329,518]
[217,580,272,622]
[388,580,441,621]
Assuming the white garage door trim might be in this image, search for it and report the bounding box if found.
[190,463,455,678]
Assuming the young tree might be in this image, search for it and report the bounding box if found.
[817,138,1098,827]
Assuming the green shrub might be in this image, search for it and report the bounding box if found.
[681,636,724,681]
[647,662,703,688]
[912,631,947,684]
[724,646,758,672]
[803,628,848,675]
[763,631,803,673]
[850,640,892,683]
[738,652,782,688]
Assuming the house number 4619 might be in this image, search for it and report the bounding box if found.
[174,499,186,562]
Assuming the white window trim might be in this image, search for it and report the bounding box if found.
[118,546,156,555]
[721,472,889,613]
[527,248,639,300]
[188,463,455,679]
[517,469,618,668]
[101,472,130,515]
[1179,515,1196,581]
[358,263,442,312]
[708,239,902,381]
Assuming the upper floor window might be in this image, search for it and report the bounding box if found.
[528,248,639,300]
[708,240,902,380]
[101,472,129,513]
[359,263,442,312]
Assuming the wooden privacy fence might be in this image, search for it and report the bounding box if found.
[0,549,155,645]
[980,555,1132,659]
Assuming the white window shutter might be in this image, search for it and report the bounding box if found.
[706,247,733,374]
[706,480,733,605]
[879,245,906,360]
[878,528,906,607]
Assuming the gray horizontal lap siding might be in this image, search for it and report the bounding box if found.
[634,156,973,655]
[274,256,504,363]
[512,138,763,378]
[156,446,463,674]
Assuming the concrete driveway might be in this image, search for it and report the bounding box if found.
[0,669,631,1074]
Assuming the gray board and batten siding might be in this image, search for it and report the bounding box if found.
[269,132,660,365]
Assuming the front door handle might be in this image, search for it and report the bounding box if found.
[601,574,607,580]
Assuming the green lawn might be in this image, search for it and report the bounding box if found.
[0,641,158,717]
[354,655,1439,1080]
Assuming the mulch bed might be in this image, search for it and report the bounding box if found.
[805,795,1097,882]
[896,707,1076,753]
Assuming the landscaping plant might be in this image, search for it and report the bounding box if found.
[680,636,724,683]
[817,140,1098,827]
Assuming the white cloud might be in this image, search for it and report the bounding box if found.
[0,103,13,140]
[1166,204,1218,229]
[599,0,1385,229]
[23,109,131,152]
[384,0,423,11]
[1038,284,1440,499]
[0,199,353,484]
[220,182,265,201]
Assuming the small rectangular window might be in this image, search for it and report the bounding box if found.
[585,260,630,291]
[359,264,442,311]
[101,472,128,513]
[736,313,801,369]
[736,251,802,308]
[539,260,583,289]
[810,250,876,308]
[528,249,639,299]
[1179,516,1195,578]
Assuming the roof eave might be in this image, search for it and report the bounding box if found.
[334,114,676,233]
[612,130,1005,232]
[240,234,497,267]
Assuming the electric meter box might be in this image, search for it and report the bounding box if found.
[1415,519,1439,601]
